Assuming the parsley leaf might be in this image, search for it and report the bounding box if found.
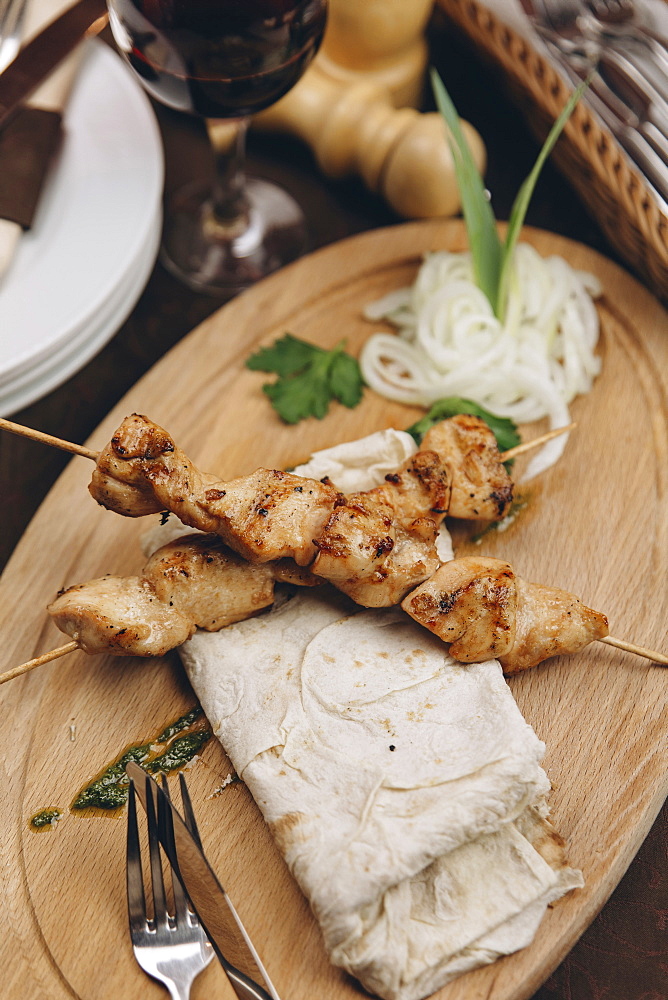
[246,333,364,424]
[245,333,317,378]
[329,351,365,408]
[406,397,520,455]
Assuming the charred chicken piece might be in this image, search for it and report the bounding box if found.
[89,414,218,524]
[48,534,319,658]
[402,557,609,672]
[421,414,513,521]
[401,557,517,661]
[373,449,452,526]
[503,577,609,675]
[142,534,276,630]
[333,517,441,607]
[311,449,450,607]
[199,468,342,566]
[89,414,343,566]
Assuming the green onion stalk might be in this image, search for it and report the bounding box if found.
[430,69,590,326]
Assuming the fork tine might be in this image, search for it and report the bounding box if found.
[145,781,170,930]
[126,782,148,934]
[160,775,190,925]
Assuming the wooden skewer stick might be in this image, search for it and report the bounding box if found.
[0,417,98,461]
[0,641,79,686]
[1,416,574,467]
[600,635,668,665]
[500,422,577,462]
[3,631,665,687]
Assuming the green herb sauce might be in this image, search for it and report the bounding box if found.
[156,706,203,743]
[71,743,153,811]
[29,808,62,830]
[70,707,211,815]
[145,730,211,775]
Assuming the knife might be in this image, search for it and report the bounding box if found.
[0,0,108,129]
[126,762,282,1000]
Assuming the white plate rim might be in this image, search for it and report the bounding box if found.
[0,209,161,415]
[0,40,164,380]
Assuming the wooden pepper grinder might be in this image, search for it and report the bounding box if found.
[234,0,486,219]
[315,0,435,107]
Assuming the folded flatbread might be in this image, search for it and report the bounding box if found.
[180,592,582,1000]
[142,429,582,999]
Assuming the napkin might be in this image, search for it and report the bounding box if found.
[0,0,86,280]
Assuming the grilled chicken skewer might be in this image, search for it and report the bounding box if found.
[4,548,666,688]
[2,411,570,534]
[1,412,512,608]
[0,414,575,466]
[88,411,512,528]
[0,414,576,610]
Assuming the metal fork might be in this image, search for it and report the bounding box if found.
[532,0,668,150]
[127,774,214,1000]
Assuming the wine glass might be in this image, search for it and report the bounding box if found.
[107,0,328,296]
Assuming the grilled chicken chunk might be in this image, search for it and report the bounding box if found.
[500,578,609,674]
[422,414,513,520]
[90,414,218,525]
[374,449,452,526]
[142,534,276,630]
[312,450,450,606]
[199,469,341,566]
[313,491,395,583]
[333,517,441,607]
[48,534,323,657]
[402,557,608,672]
[402,557,517,660]
[48,576,195,656]
[90,414,342,566]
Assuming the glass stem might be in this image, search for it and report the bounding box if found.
[207,117,250,231]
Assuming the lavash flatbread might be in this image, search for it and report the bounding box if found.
[180,591,582,1000]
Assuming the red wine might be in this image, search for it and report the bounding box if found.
[108,0,327,118]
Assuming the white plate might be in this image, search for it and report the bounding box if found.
[0,205,161,415]
[0,39,164,381]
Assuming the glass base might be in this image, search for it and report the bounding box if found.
[160,177,308,296]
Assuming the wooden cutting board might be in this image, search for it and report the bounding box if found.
[1,220,666,1000]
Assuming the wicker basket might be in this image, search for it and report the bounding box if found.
[436,0,668,300]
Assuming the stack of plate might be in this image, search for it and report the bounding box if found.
[0,41,164,415]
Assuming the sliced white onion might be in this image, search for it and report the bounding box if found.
[360,243,602,479]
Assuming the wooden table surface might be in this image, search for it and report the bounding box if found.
[0,10,665,1000]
